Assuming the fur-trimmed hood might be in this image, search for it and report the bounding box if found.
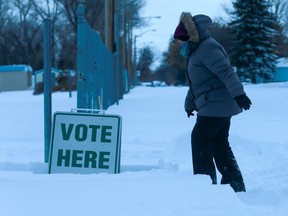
[176,12,212,42]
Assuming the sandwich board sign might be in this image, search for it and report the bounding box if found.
[48,112,122,174]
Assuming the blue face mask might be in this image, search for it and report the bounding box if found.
[180,41,199,58]
[180,42,190,58]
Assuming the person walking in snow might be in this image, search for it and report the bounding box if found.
[173,12,252,192]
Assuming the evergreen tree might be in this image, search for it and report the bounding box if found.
[229,0,279,83]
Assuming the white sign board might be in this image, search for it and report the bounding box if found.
[48,112,122,174]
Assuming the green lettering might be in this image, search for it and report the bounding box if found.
[75,124,87,141]
[61,124,74,141]
[101,126,112,143]
[99,151,110,169]
[71,150,83,167]
[57,149,71,167]
[89,125,101,142]
[84,151,97,168]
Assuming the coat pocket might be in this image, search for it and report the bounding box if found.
[195,94,208,110]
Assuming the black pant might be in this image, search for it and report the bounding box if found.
[191,116,245,188]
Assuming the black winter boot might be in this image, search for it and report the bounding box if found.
[224,154,246,192]
[220,176,230,185]
[230,173,246,192]
[230,180,246,192]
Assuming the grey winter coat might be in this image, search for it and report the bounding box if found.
[183,14,245,117]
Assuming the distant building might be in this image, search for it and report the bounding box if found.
[0,65,33,92]
[33,68,63,88]
[272,58,288,82]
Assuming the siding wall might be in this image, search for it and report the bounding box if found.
[0,71,32,91]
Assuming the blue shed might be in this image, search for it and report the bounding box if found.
[273,58,288,82]
[0,65,33,92]
[33,68,63,88]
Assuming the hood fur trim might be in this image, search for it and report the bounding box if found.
[179,12,199,43]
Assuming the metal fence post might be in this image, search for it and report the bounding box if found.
[43,18,52,163]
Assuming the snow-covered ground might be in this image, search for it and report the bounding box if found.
[0,83,288,216]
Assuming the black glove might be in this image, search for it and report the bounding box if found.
[234,94,252,110]
[185,109,194,118]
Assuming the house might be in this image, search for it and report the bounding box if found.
[33,68,63,87]
[0,65,33,92]
[273,58,288,82]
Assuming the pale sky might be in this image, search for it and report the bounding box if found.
[134,0,232,65]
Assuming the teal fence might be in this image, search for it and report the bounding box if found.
[77,4,127,111]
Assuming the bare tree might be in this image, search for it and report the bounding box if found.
[0,0,10,63]
[0,0,147,71]
[0,0,44,68]
[31,0,63,66]
[267,0,288,56]
[137,45,155,82]
[31,0,60,20]
[268,0,288,24]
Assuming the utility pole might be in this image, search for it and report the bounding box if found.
[114,0,121,103]
[105,0,113,51]
[122,0,127,71]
